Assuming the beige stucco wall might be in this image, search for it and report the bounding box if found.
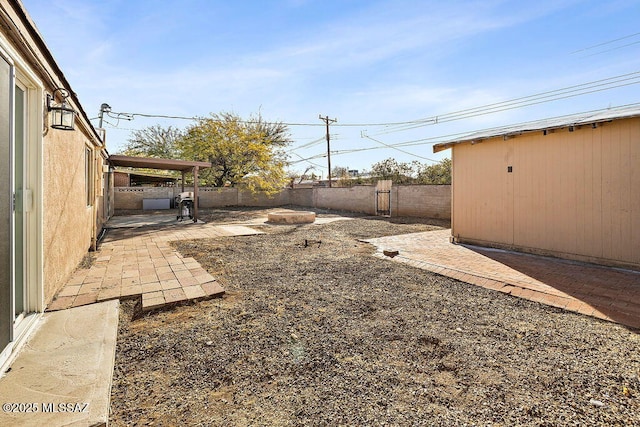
[0,0,108,372]
[451,117,640,269]
[1,0,107,304]
[43,132,98,303]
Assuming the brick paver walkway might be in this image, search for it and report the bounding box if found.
[48,223,263,312]
[48,212,353,313]
[365,229,640,329]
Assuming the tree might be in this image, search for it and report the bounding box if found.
[292,166,316,184]
[329,166,351,187]
[178,112,291,194]
[121,125,182,158]
[416,158,451,184]
[331,166,349,179]
[370,158,416,184]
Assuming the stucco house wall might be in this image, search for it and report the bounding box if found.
[442,114,640,270]
[0,0,107,371]
[43,128,102,300]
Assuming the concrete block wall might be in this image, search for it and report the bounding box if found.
[238,190,290,207]
[289,188,314,207]
[114,185,451,219]
[312,186,376,215]
[114,188,146,209]
[198,188,238,207]
[393,185,451,219]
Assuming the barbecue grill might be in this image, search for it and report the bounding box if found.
[175,191,194,221]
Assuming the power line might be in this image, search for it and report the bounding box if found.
[361,132,438,162]
[289,152,328,165]
[289,152,326,169]
[101,119,140,132]
[93,70,640,132]
[106,101,640,166]
[372,71,640,135]
[571,31,640,54]
[288,136,328,152]
[356,102,640,154]
[321,102,640,161]
[582,40,640,58]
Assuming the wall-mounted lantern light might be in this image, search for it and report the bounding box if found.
[47,88,76,131]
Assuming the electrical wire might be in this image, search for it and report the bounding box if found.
[101,119,138,131]
[289,152,328,165]
[373,72,640,135]
[571,31,640,54]
[581,40,640,58]
[361,133,438,162]
[288,136,327,152]
[289,152,326,168]
[340,101,640,155]
[91,70,640,132]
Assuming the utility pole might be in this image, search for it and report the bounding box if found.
[319,114,337,187]
[98,103,111,128]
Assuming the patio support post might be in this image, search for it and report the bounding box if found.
[181,171,185,193]
[193,166,199,223]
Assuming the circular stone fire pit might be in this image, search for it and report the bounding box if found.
[267,211,316,224]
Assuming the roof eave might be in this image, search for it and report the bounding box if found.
[108,154,212,172]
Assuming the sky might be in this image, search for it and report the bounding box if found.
[22,0,640,176]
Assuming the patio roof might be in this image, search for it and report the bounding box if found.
[108,155,211,172]
[108,155,212,223]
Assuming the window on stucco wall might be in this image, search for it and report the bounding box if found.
[85,146,93,207]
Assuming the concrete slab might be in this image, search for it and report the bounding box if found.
[0,300,119,427]
[106,213,178,228]
[216,224,268,236]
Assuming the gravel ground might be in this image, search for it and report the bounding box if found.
[109,209,640,426]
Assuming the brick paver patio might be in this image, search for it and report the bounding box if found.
[48,212,353,313]
[47,222,264,312]
[365,229,640,329]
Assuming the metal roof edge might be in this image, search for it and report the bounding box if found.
[432,103,640,153]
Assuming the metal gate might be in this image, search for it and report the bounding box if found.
[375,180,392,216]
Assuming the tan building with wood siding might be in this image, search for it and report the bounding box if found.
[434,106,640,270]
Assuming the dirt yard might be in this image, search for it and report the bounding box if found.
[109,208,639,426]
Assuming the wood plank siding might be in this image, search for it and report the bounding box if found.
[451,117,640,269]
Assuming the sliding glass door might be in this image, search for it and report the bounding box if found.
[0,54,11,350]
[0,54,29,352]
[14,83,25,324]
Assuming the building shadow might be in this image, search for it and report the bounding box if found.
[467,245,640,331]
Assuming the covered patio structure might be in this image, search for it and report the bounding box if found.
[108,155,212,222]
